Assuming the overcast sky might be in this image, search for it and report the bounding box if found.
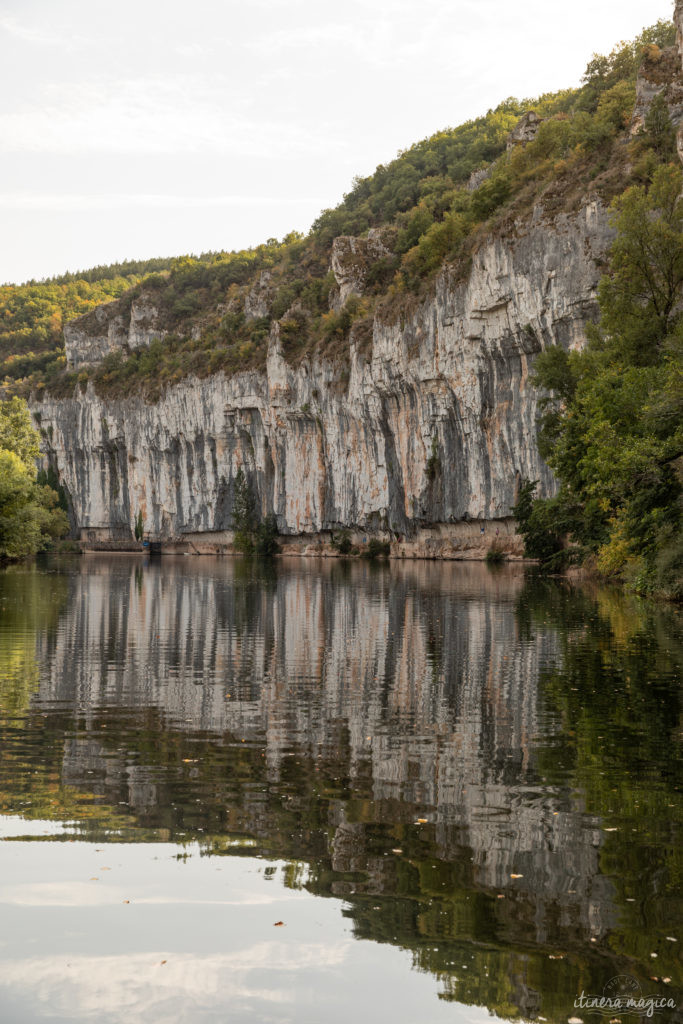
[0,0,675,284]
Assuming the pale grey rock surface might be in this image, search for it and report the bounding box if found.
[35,200,614,541]
[506,111,542,151]
[630,45,683,139]
[329,229,393,310]
[465,166,492,192]
[64,291,166,369]
[244,270,273,320]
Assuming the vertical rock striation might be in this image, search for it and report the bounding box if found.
[35,201,613,542]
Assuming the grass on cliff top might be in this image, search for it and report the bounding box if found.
[3,17,676,401]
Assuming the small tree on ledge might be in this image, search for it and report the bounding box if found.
[232,467,257,553]
[231,468,279,555]
[134,510,144,541]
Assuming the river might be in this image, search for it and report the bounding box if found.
[0,555,680,1023]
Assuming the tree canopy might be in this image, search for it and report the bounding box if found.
[0,397,68,560]
[517,163,683,597]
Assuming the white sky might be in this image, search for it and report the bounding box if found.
[0,0,675,284]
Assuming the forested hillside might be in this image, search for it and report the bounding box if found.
[0,17,680,594]
[0,19,674,400]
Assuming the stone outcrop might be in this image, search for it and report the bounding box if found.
[466,166,492,192]
[244,270,273,321]
[329,228,393,309]
[506,111,542,151]
[35,199,613,542]
[630,45,683,143]
[64,291,166,370]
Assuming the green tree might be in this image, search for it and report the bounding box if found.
[254,513,279,556]
[0,398,68,560]
[530,164,683,593]
[641,92,677,161]
[231,469,279,555]
[511,480,574,568]
[231,468,257,553]
[0,396,41,470]
[596,164,683,360]
[134,510,144,541]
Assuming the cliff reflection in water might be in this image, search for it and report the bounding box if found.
[1,555,681,1019]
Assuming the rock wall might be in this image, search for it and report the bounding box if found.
[64,294,166,370]
[36,200,613,541]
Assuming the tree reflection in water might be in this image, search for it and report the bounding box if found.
[0,555,680,1019]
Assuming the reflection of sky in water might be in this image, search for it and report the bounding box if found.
[0,556,680,1021]
[0,835,499,1024]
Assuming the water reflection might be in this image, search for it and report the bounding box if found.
[0,555,680,1021]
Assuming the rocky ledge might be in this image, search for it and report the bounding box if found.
[34,198,613,547]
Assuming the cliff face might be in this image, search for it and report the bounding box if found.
[64,295,167,370]
[35,200,613,541]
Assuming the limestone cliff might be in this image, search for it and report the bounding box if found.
[64,293,167,370]
[34,199,613,544]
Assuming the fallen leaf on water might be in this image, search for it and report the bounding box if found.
[416,818,428,824]
[510,873,523,879]
[273,921,285,927]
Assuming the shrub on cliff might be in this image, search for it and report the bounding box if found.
[231,468,279,556]
[330,530,353,555]
[0,397,68,560]
[363,538,390,559]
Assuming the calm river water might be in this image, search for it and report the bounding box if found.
[0,555,680,1023]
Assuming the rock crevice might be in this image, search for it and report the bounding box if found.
[36,201,614,541]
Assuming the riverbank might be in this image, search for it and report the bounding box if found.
[77,518,526,561]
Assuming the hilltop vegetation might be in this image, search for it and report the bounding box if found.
[0,253,230,395]
[0,396,68,560]
[0,18,674,401]
[0,17,680,593]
